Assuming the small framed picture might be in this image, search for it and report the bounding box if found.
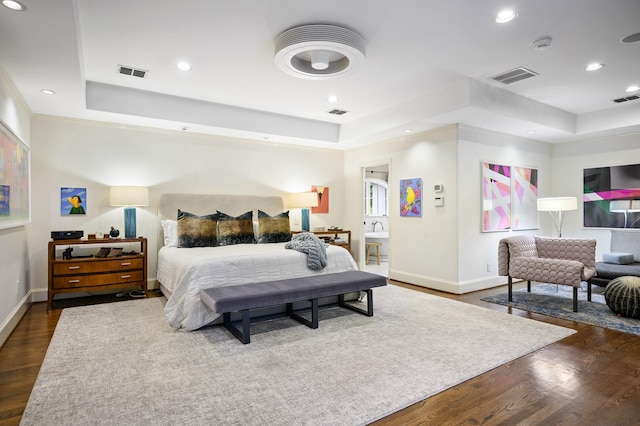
[61,187,87,215]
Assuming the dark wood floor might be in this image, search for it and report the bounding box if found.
[1,283,639,426]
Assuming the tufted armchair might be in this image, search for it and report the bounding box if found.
[498,235,596,312]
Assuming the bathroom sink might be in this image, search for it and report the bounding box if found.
[365,232,388,239]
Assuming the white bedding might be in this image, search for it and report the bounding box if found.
[159,243,358,330]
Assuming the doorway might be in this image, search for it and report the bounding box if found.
[362,163,390,277]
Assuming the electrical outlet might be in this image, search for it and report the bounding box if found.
[486,263,491,272]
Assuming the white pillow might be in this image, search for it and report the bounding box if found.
[161,219,178,247]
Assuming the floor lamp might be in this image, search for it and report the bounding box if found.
[109,186,149,238]
[609,199,640,228]
[287,192,319,231]
[537,197,577,237]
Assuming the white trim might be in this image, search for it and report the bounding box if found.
[0,291,31,348]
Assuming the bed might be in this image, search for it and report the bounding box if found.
[157,193,358,330]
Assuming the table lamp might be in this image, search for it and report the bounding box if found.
[287,192,319,231]
[109,186,149,238]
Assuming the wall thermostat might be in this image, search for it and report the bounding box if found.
[434,184,443,193]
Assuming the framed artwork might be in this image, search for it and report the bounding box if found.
[400,178,422,217]
[482,162,511,232]
[584,164,640,228]
[61,187,87,215]
[0,120,30,229]
[311,186,329,213]
[511,166,539,230]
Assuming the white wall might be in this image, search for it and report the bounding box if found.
[0,66,32,347]
[551,131,640,259]
[28,115,346,299]
[345,125,460,290]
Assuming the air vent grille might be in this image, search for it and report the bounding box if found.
[613,95,640,103]
[328,109,348,115]
[490,67,538,84]
[118,65,147,78]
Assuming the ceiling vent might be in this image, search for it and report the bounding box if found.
[490,67,538,84]
[613,95,640,103]
[118,65,147,78]
[328,108,348,115]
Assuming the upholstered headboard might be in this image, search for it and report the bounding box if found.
[157,193,285,251]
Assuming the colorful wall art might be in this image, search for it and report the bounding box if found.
[0,120,30,229]
[511,166,539,230]
[584,164,640,228]
[311,186,329,213]
[400,178,422,217]
[482,162,511,232]
[61,187,87,215]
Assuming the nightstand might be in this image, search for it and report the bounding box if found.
[292,230,351,253]
[47,237,148,310]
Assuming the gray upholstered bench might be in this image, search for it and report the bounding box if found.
[200,270,387,344]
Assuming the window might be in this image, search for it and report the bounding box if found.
[365,178,388,216]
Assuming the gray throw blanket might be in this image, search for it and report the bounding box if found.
[285,232,328,270]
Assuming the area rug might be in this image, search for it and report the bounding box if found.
[482,284,640,336]
[21,285,574,426]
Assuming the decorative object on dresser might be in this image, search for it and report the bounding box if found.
[47,237,148,310]
[109,186,149,238]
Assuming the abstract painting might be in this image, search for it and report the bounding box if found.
[0,120,30,229]
[482,162,511,232]
[584,164,640,228]
[400,178,422,217]
[511,166,539,230]
[311,186,329,213]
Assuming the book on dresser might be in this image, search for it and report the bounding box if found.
[47,237,148,310]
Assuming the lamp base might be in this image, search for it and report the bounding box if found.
[124,207,137,238]
[301,208,310,232]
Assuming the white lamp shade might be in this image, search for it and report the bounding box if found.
[610,199,640,212]
[286,192,319,209]
[537,197,577,212]
[109,186,149,207]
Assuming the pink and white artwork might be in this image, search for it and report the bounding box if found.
[482,162,511,232]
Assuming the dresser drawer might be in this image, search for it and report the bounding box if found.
[53,270,144,289]
[53,257,143,275]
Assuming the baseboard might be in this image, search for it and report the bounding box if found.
[388,270,507,294]
[31,288,48,303]
[0,292,31,349]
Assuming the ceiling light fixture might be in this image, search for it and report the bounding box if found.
[274,24,366,80]
[41,89,56,95]
[2,0,26,11]
[176,61,192,71]
[494,10,517,23]
[625,85,640,93]
[585,62,604,71]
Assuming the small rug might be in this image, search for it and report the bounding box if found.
[482,284,640,336]
[21,285,574,426]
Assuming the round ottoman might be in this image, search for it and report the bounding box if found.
[604,276,640,319]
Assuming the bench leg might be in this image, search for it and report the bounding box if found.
[339,289,374,316]
[287,299,319,329]
[223,311,251,344]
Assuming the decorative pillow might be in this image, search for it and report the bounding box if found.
[217,210,256,245]
[161,219,178,247]
[603,252,635,265]
[177,210,218,248]
[257,210,291,243]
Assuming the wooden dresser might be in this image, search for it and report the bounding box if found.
[47,237,147,310]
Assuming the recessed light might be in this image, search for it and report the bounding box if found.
[526,130,535,134]
[404,129,412,133]
[328,95,339,103]
[176,61,192,71]
[41,89,56,95]
[585,62,604,72]
[625,85,640,93]
[2,0,26,11]
[494,9,517,23]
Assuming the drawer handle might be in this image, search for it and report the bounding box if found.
[68,266,80,270]
[120,275,131,279]
[68,279,80,283]
[120,262,131,266]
